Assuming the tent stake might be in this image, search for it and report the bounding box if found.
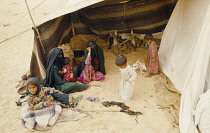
[24,0,46,54]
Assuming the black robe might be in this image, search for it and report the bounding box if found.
[41,48,64,87]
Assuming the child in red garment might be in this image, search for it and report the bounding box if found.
[59,57,75,82]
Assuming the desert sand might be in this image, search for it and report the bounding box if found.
[0,0,180,133]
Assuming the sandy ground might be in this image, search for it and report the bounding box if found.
[0,0,179,133]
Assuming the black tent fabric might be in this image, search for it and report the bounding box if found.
[77,0,176,37]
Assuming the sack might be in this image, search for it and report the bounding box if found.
[16,95,27,106]
[16,71,31,95]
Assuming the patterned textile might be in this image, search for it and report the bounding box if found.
[78,53,105,83]
[146,41,161,74]
[21,102,62,130]
[61,64,75,82]
[28,87,83,110]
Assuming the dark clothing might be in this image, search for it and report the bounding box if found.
[42,48,88,93]
[44,48,64,87]
[77,40,106,77]
[108,36,114,49]
[51,92,69,105]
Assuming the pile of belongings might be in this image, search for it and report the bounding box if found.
[110,33,141,55]
[69,34,109,51]
[15,71,31,106]
[68,34,110,65]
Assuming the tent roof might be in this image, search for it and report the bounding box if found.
[37,0,131,26]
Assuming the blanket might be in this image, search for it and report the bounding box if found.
[21,102,62,130]
[21,102,88,130]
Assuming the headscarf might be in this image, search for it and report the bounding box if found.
[26,77,41,95]
[86,40,98,59]
[42,48,64,87]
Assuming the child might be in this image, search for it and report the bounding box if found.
[26,77,83,110]
[59,57,75,82]
[115,55,137,102]
[144,33,161,77]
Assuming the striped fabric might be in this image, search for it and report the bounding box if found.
[21,102,62,130]
[30,0,177,81]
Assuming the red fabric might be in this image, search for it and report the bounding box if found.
[92,57,99,71]
[61,65,75,82]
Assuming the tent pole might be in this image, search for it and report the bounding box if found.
[71,22,75,36]
[24,0,46,55]
[124,3,126,18]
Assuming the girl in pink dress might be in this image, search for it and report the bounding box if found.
[59,57,75,82]
[144,33,161,77]
[77,46,105,84]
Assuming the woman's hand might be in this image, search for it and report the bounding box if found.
[87,47,91,52]
[58,71,62,73]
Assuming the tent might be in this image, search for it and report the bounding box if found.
[29,0,210,132]
[159,0,210,132]
[31,0,176,81]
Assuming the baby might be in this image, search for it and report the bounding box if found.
[59,57,75,82]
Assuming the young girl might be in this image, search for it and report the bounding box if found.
[77,43,105,84]
[115,55,137,102]
[144,33,161,77]
[26,77,83,110]
[59,57,75,82]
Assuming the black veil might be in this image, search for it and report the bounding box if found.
[41,48,64,87]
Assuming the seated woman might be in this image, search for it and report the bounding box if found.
[42,48,90,94]
[77,40,106,77]
[77,45,105,83]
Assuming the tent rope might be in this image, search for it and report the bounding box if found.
[32,0,47,10]
[0,0,48,44]
[24,0,46,55]
[0,29,30,44]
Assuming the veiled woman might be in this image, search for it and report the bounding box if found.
[77,40,106,77]
[42,48,90,94]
